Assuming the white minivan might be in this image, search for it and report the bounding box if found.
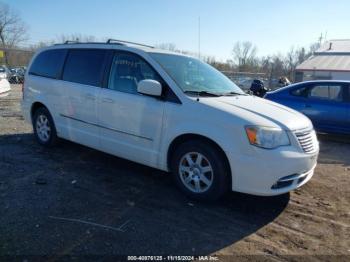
[21,40,319,200]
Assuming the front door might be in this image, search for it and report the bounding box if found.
[98,51,165,167]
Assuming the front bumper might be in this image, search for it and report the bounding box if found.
[228,147,319,196]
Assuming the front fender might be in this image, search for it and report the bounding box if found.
[158,123,244,191]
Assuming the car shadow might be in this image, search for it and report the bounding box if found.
[318,132,350,144]
[0,133,289,256]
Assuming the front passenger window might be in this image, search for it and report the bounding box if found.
[291,86,308,97]
[108,53,161,94]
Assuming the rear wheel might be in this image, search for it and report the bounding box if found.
[170,140,230,201]
[32,107,58,146]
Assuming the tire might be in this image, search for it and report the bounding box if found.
[32,107,58,147]
[170,140,230,201]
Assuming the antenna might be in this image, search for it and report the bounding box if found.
[198,16,201,59]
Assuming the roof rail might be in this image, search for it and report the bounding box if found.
[54,40,123,46]
[64,40,79,44]
[106,39,154,48]
[54,39,154,48]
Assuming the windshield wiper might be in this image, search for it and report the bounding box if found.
[222,91,247,96]
[184,90,221,97]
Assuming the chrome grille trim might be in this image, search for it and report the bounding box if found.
[294,129,318,154]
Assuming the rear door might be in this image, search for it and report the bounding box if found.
[344,84,350,133]
[302,82,349,133]
[58,49,108,148]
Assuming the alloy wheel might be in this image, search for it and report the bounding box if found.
[36,114,51,142]
[178,152,214,193]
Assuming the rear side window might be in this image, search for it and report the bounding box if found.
[309,84,343,101]
[62,49,107,87]
[29,49,67,78]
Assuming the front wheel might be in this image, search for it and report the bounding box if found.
[170,140,230,201]
[32,107,58,146]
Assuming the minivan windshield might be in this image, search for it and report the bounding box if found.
[150,53,245,96]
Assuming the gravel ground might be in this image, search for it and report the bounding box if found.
[0,85,349,261]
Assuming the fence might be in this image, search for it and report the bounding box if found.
[0,47,34,67]
[220,71,283,90]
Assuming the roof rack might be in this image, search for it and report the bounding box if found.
[64,40,80,44]
[54,40,123,46]
[106,39,154,48]
[55,39,154,49]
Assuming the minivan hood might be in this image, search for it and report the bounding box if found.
[199,95,312,131]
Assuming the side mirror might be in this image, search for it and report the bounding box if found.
[137,79,162,97]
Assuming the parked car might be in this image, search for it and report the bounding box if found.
[21,40,319,200]
[9,67,25,84]
[237,78,253,91]
[0,76,11,97]
[0,66,9,80]
[265,81,350,135]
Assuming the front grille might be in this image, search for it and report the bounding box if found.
[295,129,318,154]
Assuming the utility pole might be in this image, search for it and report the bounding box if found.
[318,33,323,45]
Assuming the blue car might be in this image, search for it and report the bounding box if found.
[264,81,350,135]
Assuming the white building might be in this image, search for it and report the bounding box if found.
[295,39,350,82]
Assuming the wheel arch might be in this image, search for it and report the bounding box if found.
[30,102,48,122]
[167,133,232,185]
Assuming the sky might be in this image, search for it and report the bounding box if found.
[5,0,350,61]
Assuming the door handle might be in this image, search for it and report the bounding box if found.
[85,93,96,100]
[101,98,115,103]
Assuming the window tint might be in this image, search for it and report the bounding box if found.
[309,84,343,101]
[62,49,107,86]
[108,52,162,94]
[329,85,342,100]
[29,49,67,78]
[291,86,308,97]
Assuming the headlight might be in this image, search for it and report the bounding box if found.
[245,126,290,149]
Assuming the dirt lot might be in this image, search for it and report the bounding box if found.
[0,85,349,260]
